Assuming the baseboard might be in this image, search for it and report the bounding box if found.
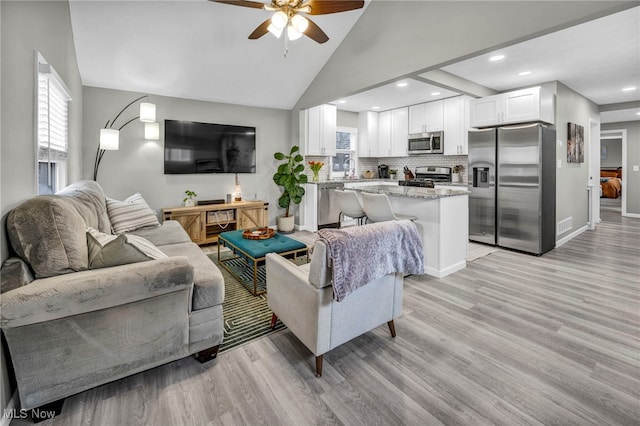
[556,224,588,247]
[623,212,640,218]
[425,260,466,279]
[0,392,17,426]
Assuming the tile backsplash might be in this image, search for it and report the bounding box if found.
[305,154,468,184]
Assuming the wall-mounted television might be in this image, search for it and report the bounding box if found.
[164,119,256,174]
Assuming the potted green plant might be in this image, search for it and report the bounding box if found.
[273,146,307,233]
[183,190,197,207]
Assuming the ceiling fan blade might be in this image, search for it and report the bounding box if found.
[248,19,271,39]
[209,0,266,10]
[304,17,329,44]
[303,0,364,15]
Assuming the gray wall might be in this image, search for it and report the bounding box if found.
[554,82,600,239]
[337,110,359,129]
[83,87,291,224]
[602,121,640,215]
[1,0,83,412]
[601,139,623,168]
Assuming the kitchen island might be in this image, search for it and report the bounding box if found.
[346,184,469,278]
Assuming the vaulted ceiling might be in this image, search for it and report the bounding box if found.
[70,1,639,123]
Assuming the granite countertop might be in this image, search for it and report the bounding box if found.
[348,185,469,200]
[308,177,394,184]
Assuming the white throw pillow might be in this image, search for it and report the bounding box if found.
[106,193,160,234]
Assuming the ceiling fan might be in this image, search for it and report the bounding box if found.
[210,0,365,44]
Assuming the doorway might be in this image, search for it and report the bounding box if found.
[600,129,627,218]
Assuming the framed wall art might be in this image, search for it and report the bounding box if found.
[567,122,584,163]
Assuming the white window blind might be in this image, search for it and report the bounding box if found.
[37,59,71,194]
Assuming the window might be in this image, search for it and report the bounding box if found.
[36,54,71,194]
[330,127,357,179]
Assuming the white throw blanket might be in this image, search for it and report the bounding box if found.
[317,220,424,302]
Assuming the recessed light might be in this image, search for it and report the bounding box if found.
[396,82,408,88]
[431,92,441,96]
[372,106,380,110]
[338,99,347,104]
[489,54,505,62]
[518,71,532,76]
[622,86,637,92]
[636,111,640,116]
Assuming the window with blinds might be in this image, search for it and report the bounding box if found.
[37,57,71,194]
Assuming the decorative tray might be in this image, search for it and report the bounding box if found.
[242,227,275,240]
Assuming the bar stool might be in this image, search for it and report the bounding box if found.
[361,192,417,223]
[335,189,367,226]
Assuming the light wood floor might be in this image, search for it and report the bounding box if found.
[18,211,639,425]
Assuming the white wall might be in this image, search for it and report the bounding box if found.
[1,0,83,413]
[82,87,291,225]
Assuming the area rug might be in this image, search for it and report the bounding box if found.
[208,252,307,353]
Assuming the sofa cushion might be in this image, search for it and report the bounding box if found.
[57,180,111,233]
[87,228,168,269]
[159,242,224,310]
[106,193,160,234]
[7,196,89,278]
[127,220,191,246]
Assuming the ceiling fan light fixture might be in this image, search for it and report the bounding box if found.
[297,5,311,13]
[268,23,284,38]
[291,14,308,33]
[271,10,288,30]
[287,24,302,40]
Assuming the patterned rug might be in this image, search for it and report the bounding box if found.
[208,252,307,353]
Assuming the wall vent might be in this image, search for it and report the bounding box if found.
[557,217,573,235]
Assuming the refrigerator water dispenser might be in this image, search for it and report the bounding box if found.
[473,167,490,188]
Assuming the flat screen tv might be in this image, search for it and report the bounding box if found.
[164,119,256,174]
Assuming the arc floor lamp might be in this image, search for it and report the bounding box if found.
[92,95,159,180]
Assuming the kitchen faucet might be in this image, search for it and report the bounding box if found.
[344,158,356,178]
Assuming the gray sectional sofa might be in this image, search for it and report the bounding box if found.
[0,181,224,413]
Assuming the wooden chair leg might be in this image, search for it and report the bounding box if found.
[270,313,278,330]
[315,355,323,377]
[195,345,220,363]
[387,320,396,338]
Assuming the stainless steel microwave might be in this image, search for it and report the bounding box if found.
[408,131,444,155]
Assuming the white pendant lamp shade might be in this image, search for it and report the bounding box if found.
[291,15,308,33]
[99,128,119,150]
[271,11,287,30]
[139,102,156,122]
[268,24,284,38]
[144,122,160,140]
[287,24,302,41]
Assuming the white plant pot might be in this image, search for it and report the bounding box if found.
[452,172,461,183]
[184,199,196,207]
[277,215,295,233]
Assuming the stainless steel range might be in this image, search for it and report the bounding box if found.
[399,166,452,188]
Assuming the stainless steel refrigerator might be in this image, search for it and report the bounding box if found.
[468,123,556,255]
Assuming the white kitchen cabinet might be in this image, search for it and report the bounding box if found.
[444,96,471,155]
[358,111,379,157]
[377,107,408,157]
[469,86,555,128]
[409,100,443,133]
[377,110,392,157]
[390,107,408,156]
[300,104,337,156]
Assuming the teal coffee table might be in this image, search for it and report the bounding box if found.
[217,230,308,295]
